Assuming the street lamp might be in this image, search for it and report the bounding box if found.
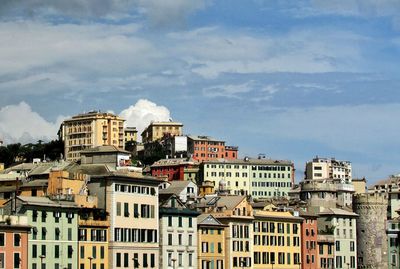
[88,257,93,269]
[132,257,139,269]
[39,255,45,269]
[171,258,176,269]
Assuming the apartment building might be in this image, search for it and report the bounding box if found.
[197,214,227,269]
[318,208,358,269]
[300,212,318,269]
[159,180,198,205]
[197,195,254,269]
[159,194,199,269]
[253,210,302,269]
[3,196,80,269]
[187,136,226,162]
[124,127,137,144]
[87,173,161,269]
[59,111,125,162]
[151,158,200,181]
[141,122,183,144]
[305,157,352,182]
[78,208,109,269]
[0,215,30,269]
[201,158,294,198]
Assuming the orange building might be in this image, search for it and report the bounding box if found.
[224,146,239,160]
[0,215,30,269]
[188,136,238,162]
[301,212,318,269]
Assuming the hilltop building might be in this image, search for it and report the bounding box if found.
[201,157,294,198]
[141,122,183,144]
[59,111,125,162]
[305,157,352,182]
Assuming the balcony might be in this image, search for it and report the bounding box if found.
[79,218,110,227]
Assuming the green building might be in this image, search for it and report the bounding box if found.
[4,196,79,269]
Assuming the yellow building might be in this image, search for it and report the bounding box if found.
[253,210,303,269]
[141,121,183,143]
[59,111,125,162]
[198,214,227,269]
[198,195,254,269]
[78,208,110,269]
[124,126,138,145]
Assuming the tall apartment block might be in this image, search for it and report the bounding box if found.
[305,157,352,182]
[141,122,183,144]
[59,111,125,162]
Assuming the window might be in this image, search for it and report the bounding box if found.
[178,234,182,245]
[0,234,4,246]
[124,203,129,217]
[32,210,38,222]
[68,245,73,259]
[143,253,148,268]
[150,254,155,268]
[189,235,193,246]
[55,245,60,258]
[178,253,183,267]
[188,217,192,228]
[14,234,21,247]
[32,245,37,258]
[178,217,182,227]
[41,245,46,256]
[100,246,105,259]
[335,241,340,251]
[189,253,193,267]
[116,253,121,267]
[168,216,173,226]
[80,246,84,259]
[168,234,173,245]
[42,228,47,240]
[92,246,97,259]
[123,253,129,267]
[0,253,4,269]
[14,253,20,269]
[68,228,72,241]
[41,211,47,222]
[116,202,121,216]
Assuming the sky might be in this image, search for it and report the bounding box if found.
[0,0,400,184]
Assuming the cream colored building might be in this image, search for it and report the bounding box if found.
[305,157,352,182]
[202,158,294,199]
[87,173,162,269]
[141,122,183,144]
[59,111,125,162]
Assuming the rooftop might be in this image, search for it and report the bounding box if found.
[151,157,199,167]
[81,145,131,155]
[16,196,79,208]
[187,135,224,142]
[203,157,293,165]
[159,180,196,195]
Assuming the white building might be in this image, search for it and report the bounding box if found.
[305,157,352,182]
[159,180,198,205]
[159,194,199,269]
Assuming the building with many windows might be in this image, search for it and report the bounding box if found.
[59,111,125,162]
[159,194,199,269]
[253,210,302,269]
[187,136,227,162]
[78,208,109,269]
[300,211,318,269]
[87,173,161,269]
[201,158,294,198]
[305,157,352,182]
[141,122,183,144]
[197,195,254,269]
[4,196,80,269]
[197,214,227,269]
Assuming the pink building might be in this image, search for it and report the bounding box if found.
[0,215,30,269]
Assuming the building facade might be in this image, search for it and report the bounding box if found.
[253,210,302,269]
[197,214,226,269]
[201,158,294,198]
[305,157,352,182]
[151,158,200,181]
[300,213,318,269]
[0,215,30,269]
[87,174,161,269]
[187,136,226,162]
[141,122,183,144]
[159,194,199,269]
[59,111,125,162]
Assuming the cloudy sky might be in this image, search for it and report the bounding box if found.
[0,0,399,183]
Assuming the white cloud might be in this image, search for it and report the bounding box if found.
[119,99,172,140]
[203,81,255,99]
[0,102,63,144]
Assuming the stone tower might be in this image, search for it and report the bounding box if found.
[353,193,388,269]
